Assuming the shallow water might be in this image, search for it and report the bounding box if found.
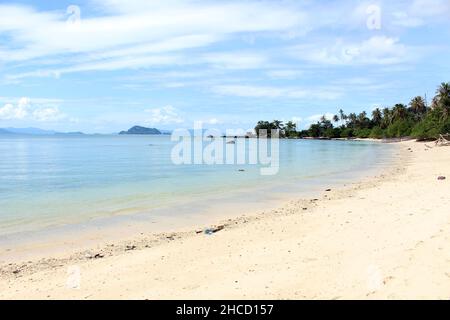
[0,135,394,237]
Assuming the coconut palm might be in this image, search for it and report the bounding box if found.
[285,121,296,137]
[381,107,392,128]
[347,113,357,128]
[437,83,450,101]
[272,120,284,130]
[392,104,408,121]
[339,109,347,122]
[409,96,427,116]
[372,108,382,126]
[435,83,450,120]
[333,114,340,123]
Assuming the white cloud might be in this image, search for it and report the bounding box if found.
[390,0,450,28]
[0,1,306,65]
[202,52,269,70]
[206,118,220,125]
[290,36,415,66]
[266,69,303,80]
[409,0,450,18]
[0,97,66,122]
[145,105,184,125]
[212,85,342,100]
[32,106,66,122]
[0,103,28,120]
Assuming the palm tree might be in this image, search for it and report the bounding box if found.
[392,104,408,121]
[358,111,367,121]
[339,109,347,122]
[347,113,357,128]
[271,120,284,130]
[285,121,296,137]
[381,107,392,128]
[357,111,369,129]
[431,96,439,109]
[435,83,450,120]
[332,114,339,123]
[372,108,382,126]
[437,82,450,101]
[409,96,427,118]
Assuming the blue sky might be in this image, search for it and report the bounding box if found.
[0,0,449,133]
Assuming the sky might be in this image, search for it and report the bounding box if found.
[0,0,449,133]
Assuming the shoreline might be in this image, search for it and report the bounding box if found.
[0,153,397,272]
[0,140,394,265]
[2,140,449,299]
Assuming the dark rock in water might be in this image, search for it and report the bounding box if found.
[438,176,446,181]
[238,169,245,172]
[119,126,162,135]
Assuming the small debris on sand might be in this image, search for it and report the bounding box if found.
[437,176,446,181]
[204,225,225,235]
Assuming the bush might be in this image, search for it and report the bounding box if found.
[369,126,384,139]
[411,108,447,140]
[386,119,413,138]
[340,128,354,138]
[354,128,372,138]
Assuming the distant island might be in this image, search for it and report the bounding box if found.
[0,128,12,135]
[119,126,162,135]
[0,127,85,136]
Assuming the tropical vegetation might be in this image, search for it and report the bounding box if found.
[254,82,450,141]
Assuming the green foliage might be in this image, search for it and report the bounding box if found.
[369,126,384,139]
[411,107,450,140]
[255,120,283,137]
[385,119,414,138]
[254,82,450,141]
[340,127,354,138]
[354,128,372,138]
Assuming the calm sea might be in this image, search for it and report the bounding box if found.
[0,135,394,236]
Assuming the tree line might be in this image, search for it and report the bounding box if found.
[254,82,450,140]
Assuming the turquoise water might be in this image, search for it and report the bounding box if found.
[0,135,394,236]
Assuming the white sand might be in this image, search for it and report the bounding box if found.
[1,140,449,300]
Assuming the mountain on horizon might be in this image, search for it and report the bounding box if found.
[119,126,162,135]
[0,128,13,134]
[0,127,85,136]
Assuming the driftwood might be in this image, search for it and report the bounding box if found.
[435,134,450,147]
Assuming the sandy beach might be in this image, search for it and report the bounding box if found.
[1,140,449,300]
